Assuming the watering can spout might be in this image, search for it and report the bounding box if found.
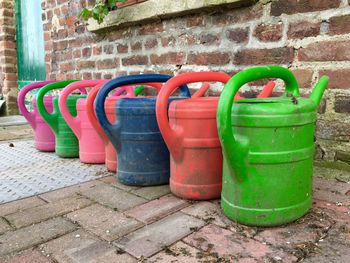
[310,76,329,108]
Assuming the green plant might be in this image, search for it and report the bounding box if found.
[79,0,127,24]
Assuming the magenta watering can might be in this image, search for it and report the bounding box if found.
[17,81,56,151]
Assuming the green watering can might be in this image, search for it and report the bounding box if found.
[36,80,86,158]
[217,66,329,226]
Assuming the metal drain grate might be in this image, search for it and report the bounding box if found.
[0,140,108,204]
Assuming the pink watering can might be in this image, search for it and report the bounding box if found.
[59,80,111,164]
[17,80,56,151]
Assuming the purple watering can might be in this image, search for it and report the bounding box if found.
[17,81,56,151]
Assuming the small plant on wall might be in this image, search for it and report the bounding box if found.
[79,0,127,24]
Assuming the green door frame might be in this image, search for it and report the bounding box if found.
[15,0,46,89]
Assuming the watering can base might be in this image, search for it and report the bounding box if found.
[35,141,55,152]
[106,159,117,172]
[221,195,312,227]
[79,151,105,164]
[55,146,79,158]
[170,179,221,200]
[118,170,170,186]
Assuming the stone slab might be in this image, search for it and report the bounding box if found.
[66,203,143,242]
[5,196,92,228]
[0,249,53,263]
[0,217,76,256]
[0,217,12,234]
[130,185,170,200]
[115,212,205,258]
[40,230,137,263]
[80,183,146,211]
[0,196,46,216]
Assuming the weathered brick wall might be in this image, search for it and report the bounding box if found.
[42,0,350,162]
[0,0,18,115]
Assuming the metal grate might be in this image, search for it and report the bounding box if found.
[0,140,108,204]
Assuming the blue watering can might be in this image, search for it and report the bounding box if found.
[95,74,190,186]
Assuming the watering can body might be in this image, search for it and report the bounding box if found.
[95,74,190,186]
[86,84,143,171]
[217,66,328,226]
[17,81,56,151]
[36,80,87,158]
[156,72,276,200]
[59,80,108,164]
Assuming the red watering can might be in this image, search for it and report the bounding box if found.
[18,81,56,151]
[59,80,111,164]
[156,72,276,200]
[86,83,145,171]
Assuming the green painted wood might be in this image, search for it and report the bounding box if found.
[15,0,46,89]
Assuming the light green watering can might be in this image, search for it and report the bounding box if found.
[217,65,329,226]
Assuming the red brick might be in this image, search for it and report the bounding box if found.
[292,69,313,89]
[107,29,132,41]
[288,21,320,39]
[92,46,102,55]
[59,62,74,72]
[334,95,350,113]
[329,14,350,36]
[212,4,263,25]
[299,40,350,61]
[73,49,81,58]
[188,52,230,65]
[161,36,176,47]
[226,27,249,43]
[254,23,283,42]
[144,38,158,49]
[234,47,294,65]
[199,33,219,45]
[55,40,67,50]
[122,55,148,66]
[82,47,91,57]
[125,194,189,224]
[138,22,164,35]
[66,16,76,26]
[319,69,350,89]
[186,15,204,27]
[184,224,297,261]
[271,0,341,16]
[117,43,128,53]
[96,58,119,69]
[103,44,114,54]
[77,60,95,69]
[150,52,185,65]
[131,42,141,51]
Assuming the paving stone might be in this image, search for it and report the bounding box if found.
[125,194,189,224]
[0,217,12,234]
[181,201,231,227]
[303,222,350,263]
[0,217,76,256]
[255,208,334,251]
[0,196,46,216]
[5,196,92,228]
[0,249,53,263]
[99,175,140,192]
[313,189,350,207]
[39,180,104,202]
[40,229,137,263]
[148,241,217,263]
[130,185,170,200]
[183,224,297,262]
[66,203,143,242]
[313,176,350,195]
[115,212,205,258]
[80,183,146,211]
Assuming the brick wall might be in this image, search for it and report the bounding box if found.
[0,0,18,115]
[41,0,350,162]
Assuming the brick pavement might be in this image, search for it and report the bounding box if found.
[0,172,348,262]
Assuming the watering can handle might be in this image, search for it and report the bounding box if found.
[36,80,82,134]
[156,71,231,161]
[217,66,299,178]
[95,74,190,152]
[59,80,107,139]
[86,84,141,145]
[17,80,55,129]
